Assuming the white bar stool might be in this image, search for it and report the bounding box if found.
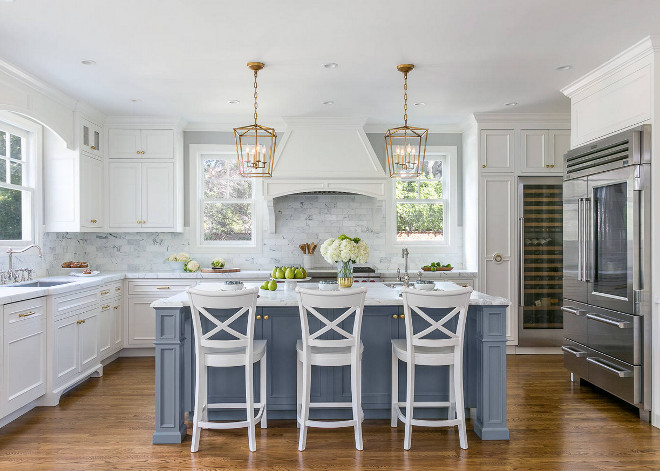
[295,286,367,451]
[391,286,473,450]
[187,286,266,453]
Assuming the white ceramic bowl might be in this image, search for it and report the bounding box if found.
[414,280,435,291]
[221,281,244,291]
[319,280,339,291]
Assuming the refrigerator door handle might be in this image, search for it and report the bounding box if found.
[519,217,525,305]
[577,198,583,282]
[584,197,592,283]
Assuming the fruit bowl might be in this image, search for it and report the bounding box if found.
[270,277,312,291]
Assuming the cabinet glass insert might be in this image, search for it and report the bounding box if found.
[592,182,627,299]
[521,184,563,329]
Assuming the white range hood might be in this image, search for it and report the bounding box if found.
[263,117,387,232]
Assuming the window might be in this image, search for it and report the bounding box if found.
[190,145,261,251]
[0,119,35,245]
[389,146,457,250]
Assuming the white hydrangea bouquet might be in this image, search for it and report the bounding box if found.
[320,235,369,287]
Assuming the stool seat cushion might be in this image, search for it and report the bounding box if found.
[391,339,455,366]
[296,340,363,366]
[204,340,266,367]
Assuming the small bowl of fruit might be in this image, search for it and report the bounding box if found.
[422,262,453,272]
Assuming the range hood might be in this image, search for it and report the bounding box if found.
[263,118,387,232]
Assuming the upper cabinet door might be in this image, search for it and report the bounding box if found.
[80,155,104,229]
[81,119,103,158]
[141,162,174,229]
[549,130,570,174]
[108,161,142,228]
[141,130,174,159]
[520,130,549,172]
[480,130,514,172]
[108,129,142,159]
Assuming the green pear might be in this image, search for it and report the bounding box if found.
[261,281,269,290]
[275,267,285,279]
[301,267,307,278]
[268,280,277,291]
[294,268,304,279]
[285,267,295,279]
[271,267,278,278]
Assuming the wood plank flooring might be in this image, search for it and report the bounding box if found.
[1,355,659,470]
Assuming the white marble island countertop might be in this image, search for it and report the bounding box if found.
[151,281,509,308]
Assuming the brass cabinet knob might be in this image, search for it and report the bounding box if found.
[256,315,261,320]
[400,314,405,319]
[91,146,97,150]
[141,151,145,154]
[392,314,398,319]
[550,164,555,168]
[482,164,486,168]
[136,151,140,154]
[545,164,549,168]
[114,306,119,310]
[101,290,110,295]
[264,315,269,320]
[137,220,142,224]
[115,287,121,291]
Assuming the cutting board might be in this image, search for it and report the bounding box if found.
[200,268,241,273]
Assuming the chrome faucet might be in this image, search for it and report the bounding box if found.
[397,248,411,287]
[4,245,42,284]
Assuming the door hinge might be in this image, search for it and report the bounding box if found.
[634,289,643,315]
[634,166,643,191]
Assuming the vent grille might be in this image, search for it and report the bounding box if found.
[565,137,630,175]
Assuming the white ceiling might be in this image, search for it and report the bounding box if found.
[1,0,659,127]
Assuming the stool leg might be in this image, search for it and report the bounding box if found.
[201,364,208,422]
[404,361,415,450]
[454,359,468,450]
[296,356,302,429]
[448,364,455,420]
[191,359,203,453]
[391,346,398,427]
[245,363,256,452]
[260,351,267,429]
[298,358,311,451]
[351,357,363,451]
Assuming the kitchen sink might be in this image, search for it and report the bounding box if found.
[384,282,404,288]
[6,281,75,288]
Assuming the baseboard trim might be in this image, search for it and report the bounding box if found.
[511,346,562,355]
[0,399,39,428]
[119,347,155,357]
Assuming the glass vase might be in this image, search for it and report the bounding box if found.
[337,260,354,288]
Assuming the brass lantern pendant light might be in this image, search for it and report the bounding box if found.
[234,62,277,177]
[384,64,428,178]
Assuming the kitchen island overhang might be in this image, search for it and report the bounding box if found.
[151,282,510,444]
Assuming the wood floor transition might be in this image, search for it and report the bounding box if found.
[0,355,658,470]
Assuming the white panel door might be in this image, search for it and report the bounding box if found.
[108,129,142,159]
[98,303,113,359]
[53,314,79,386]
[549,130,571,174]
[128,297,158,347]
[141,162,174,229]
[520,130,550,172]
[108,161,142,228]
[142,130,174,159]
[79,309,99,372]
[80,154,104,228]
[481,175,517,343]
[112,300,123,351]
[480,130,514,172]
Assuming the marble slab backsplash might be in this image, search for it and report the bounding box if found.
[1,195,463,277]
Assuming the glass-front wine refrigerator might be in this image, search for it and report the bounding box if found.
[518,177,563,346]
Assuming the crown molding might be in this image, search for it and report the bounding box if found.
[105,115,187,130]
[473,112,570,125]
[185,118,286,133]
[561,35,660,98]
[363,123,465,134]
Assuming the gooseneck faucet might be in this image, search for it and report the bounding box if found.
[397,247,411,287]
[7,244,42,271]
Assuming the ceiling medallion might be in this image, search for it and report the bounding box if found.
[234,62,277,177]
[384,64,428,178]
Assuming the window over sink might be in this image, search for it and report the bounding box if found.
[189,144,261,252]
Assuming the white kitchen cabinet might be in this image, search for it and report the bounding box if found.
[99,282,123,359]
[549,130,570,174]
[520,129,569,174]
[108,161,176,231]
[108,128,174,159]
[80,154,104,228]
[80,118,103,158]
[480,130,514,172]
[112,299,123,352]
[53,311,79,386]
[98,302,113,359]
[2,298,46,416]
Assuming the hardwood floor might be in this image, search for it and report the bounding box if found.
[0,355,658,470]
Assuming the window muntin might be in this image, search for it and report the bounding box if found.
[394,156,447,243]
[198,155,255,244]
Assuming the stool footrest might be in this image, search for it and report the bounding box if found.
[300,418,358,429]
[395,401,453,408]
[206,402,264,410]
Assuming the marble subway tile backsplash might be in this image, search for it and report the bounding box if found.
[1,195,463,276]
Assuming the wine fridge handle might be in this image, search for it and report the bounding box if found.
[519,217,525,305]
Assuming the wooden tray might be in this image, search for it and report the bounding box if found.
[200,268,241,273]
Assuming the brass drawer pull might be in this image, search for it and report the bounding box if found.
[156,286,171,290]
[91,145,97,150]
[102,304,110,309]
[115,287,121,291]
[101,290,110,295]
[18,311,36,318]
[256,315,261,320]
[263,315,269,320]
[113,306,119,310]
[392,314,398,319]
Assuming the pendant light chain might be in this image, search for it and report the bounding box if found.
[253,69,259,125]
[403,72,408,127]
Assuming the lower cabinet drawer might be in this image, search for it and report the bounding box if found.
[586,354,640,405]
[562,300,588,345]
[128,280,194,296]
[586,308,640,365]
[562,339,589,380]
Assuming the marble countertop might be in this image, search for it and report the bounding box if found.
[151,281,509,308]
[124,269,477,280]
[0,273,124,304]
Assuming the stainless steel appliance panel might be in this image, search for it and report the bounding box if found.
[562,339,589,380]
[561,301,587,345]
[562,177,589,303]
[586,307,640,365]
[586,354,641,405]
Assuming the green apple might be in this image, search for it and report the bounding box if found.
[275,268,285,279]
[285,267,295,279]
[294,268,304,279]
[268,280,277,291]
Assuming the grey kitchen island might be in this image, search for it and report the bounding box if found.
[151,282,510,444]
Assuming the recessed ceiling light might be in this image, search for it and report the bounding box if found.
[81,60,96,66]
[322,62,338,69]
[555,65,573,71]
[504,102,518,107]
[227,99,240,104]
[322,100,334,105]
[130,98,141,102]
[414,102,426,106]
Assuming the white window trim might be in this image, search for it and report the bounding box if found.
[188,144,263,253]
[386,145,458,254]
[0,111,42,250]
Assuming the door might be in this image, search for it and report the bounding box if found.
[142,130,174,159]
[518,177,564,347]
[127,297,158,347]
[141,163,174,229]
[520,130,549,172]
[79,309,99,372]
[480,130,514,172]
[54,313,79,386]
[81,119,102,157]
[108,161,142,228]
[587,167,637,314]
[549,130,570,174]
[98,302,113,358]
[563,176,589,303]
[112,300,123,351]
[108,129,142,158]
[80,154,103,228]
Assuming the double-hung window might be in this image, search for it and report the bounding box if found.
[0,119,35,245]
[190,145,260,251]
